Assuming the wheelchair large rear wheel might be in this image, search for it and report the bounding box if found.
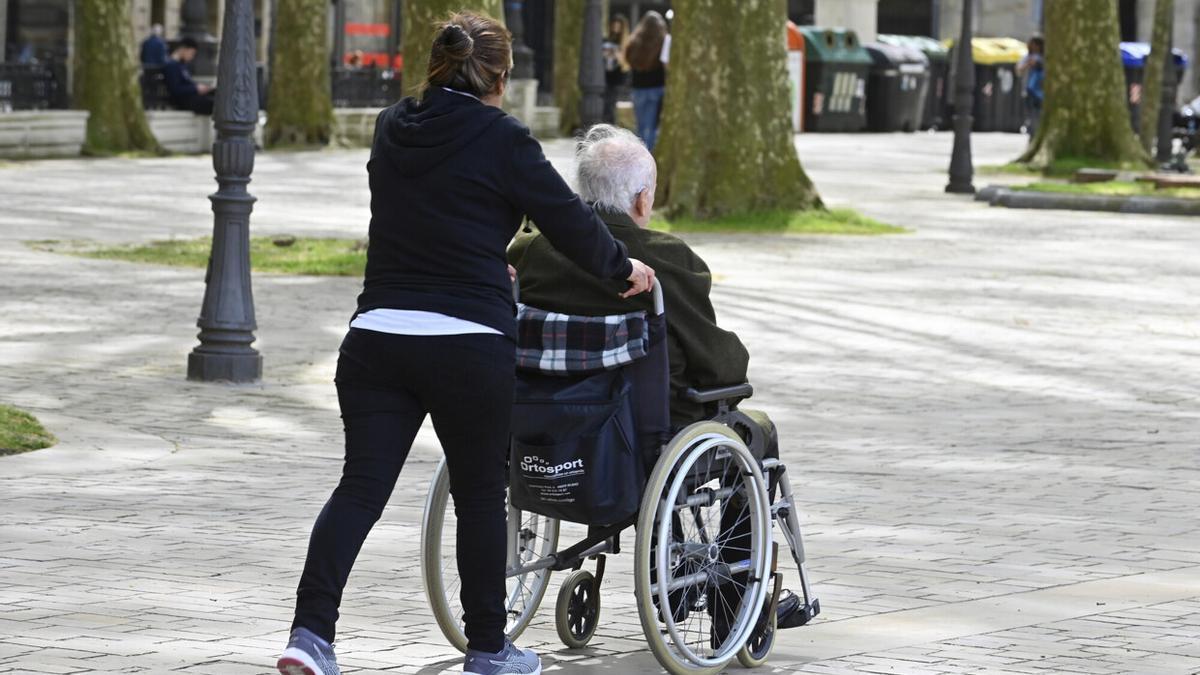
[420,458,560,653]
[634,422,772,675]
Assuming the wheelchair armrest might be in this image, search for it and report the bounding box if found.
[683,383,754,404]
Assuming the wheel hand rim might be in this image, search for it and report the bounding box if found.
[654,435,770,668]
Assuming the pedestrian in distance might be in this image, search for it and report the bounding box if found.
[624,11,671,151]
[275,11,656,675]
[603,13,632,124]
[1018,34,1045,138]
[140,24,168,66]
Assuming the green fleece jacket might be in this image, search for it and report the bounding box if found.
[508,206,750,425]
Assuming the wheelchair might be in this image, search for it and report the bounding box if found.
[420,281,819,674]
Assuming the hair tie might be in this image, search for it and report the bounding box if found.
[442,24,475,53]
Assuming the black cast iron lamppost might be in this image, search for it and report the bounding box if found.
[505,1,535,80]
[180,0,219,76]
[579,0,604,127]
[187,0,262,383]
[946,0,975,194]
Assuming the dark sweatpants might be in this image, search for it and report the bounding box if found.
[292,328,515,653]
[173,91,214,115]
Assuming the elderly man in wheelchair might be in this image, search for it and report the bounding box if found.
[418,125,818,675]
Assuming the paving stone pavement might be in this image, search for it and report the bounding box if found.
[1,131,1198,675]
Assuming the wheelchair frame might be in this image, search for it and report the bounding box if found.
[420,281,819,674]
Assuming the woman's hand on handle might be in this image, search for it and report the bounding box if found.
[621,258,656,298]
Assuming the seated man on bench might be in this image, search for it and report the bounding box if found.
[508,123,776,456]
[162,37,215,115]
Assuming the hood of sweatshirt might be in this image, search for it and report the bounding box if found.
[371,87,510,177]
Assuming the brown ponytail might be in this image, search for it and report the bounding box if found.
[422,12,512,98]
[625,11,667,72]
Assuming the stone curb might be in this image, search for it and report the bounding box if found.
[978,184,1200,215]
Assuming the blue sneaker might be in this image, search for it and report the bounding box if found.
[463,639,541,675]
[277,627,340,675]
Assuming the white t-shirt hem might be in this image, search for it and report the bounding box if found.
[350,309,502,336]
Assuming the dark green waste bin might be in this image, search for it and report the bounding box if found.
[948,37,1027,132]
[864,42,930,132]
[878,34,948,129]
[799,27,871,132]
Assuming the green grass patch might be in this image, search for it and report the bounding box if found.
[35,236,369,276]
[981,156,1150,178]
[978,162,1041,176]
[34,210,900,278]
[1013,180,1200,200]
[650,208,904,235]
[0,405,56,456]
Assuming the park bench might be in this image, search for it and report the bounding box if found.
[140,66,173,111]
[0,63,64,112]
[331,68,403,108]
[1071,168,1119,184]
[1133,173,1200,189]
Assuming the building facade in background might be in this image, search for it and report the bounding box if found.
[2,0,1199,110]
[1,0,269,107]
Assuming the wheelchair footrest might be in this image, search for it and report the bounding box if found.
[777,593,820,629]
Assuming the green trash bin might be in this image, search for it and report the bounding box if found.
[878,34,948,130]
[799,27,871,132]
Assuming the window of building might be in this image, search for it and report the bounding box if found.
[878,0,935,37]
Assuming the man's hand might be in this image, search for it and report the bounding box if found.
[621,258,656,298]
[508,264,517,283]
[197,83,213,95]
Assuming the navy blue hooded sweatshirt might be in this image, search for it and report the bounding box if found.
[356,87,633,339]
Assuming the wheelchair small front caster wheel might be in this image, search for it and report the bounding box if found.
[736,603,777,668]
[556,569,600,648]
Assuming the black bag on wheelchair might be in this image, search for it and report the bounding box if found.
[509,368,643,525]
[508,302,668,526]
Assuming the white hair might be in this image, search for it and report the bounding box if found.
[575,124,656,212]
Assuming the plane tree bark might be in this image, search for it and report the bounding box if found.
[265,0,333,147]
[1018,0,1150,168]
[655,0,821,220]
[1138,0,1173,153]
[75,0,162,155]
[554,0,584,135]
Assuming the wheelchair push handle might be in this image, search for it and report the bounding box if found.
[511,276,665,316]
[649,280,664,315]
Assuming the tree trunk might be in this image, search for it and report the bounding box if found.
[655,0,820,220]
[1139,0,1173,153]
[402,0,504,99]
[554,0,584,135]
[76,0,161,156]
[265,0,333,147]
[1018,0,1150,168]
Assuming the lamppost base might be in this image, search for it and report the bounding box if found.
[187,349,262,383]
[945,182,976,194]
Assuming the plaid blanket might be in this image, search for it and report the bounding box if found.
[515,303,649,374]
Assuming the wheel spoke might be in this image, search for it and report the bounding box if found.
[644,432,770,669]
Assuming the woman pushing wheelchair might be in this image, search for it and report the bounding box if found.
[277,12,654,675]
